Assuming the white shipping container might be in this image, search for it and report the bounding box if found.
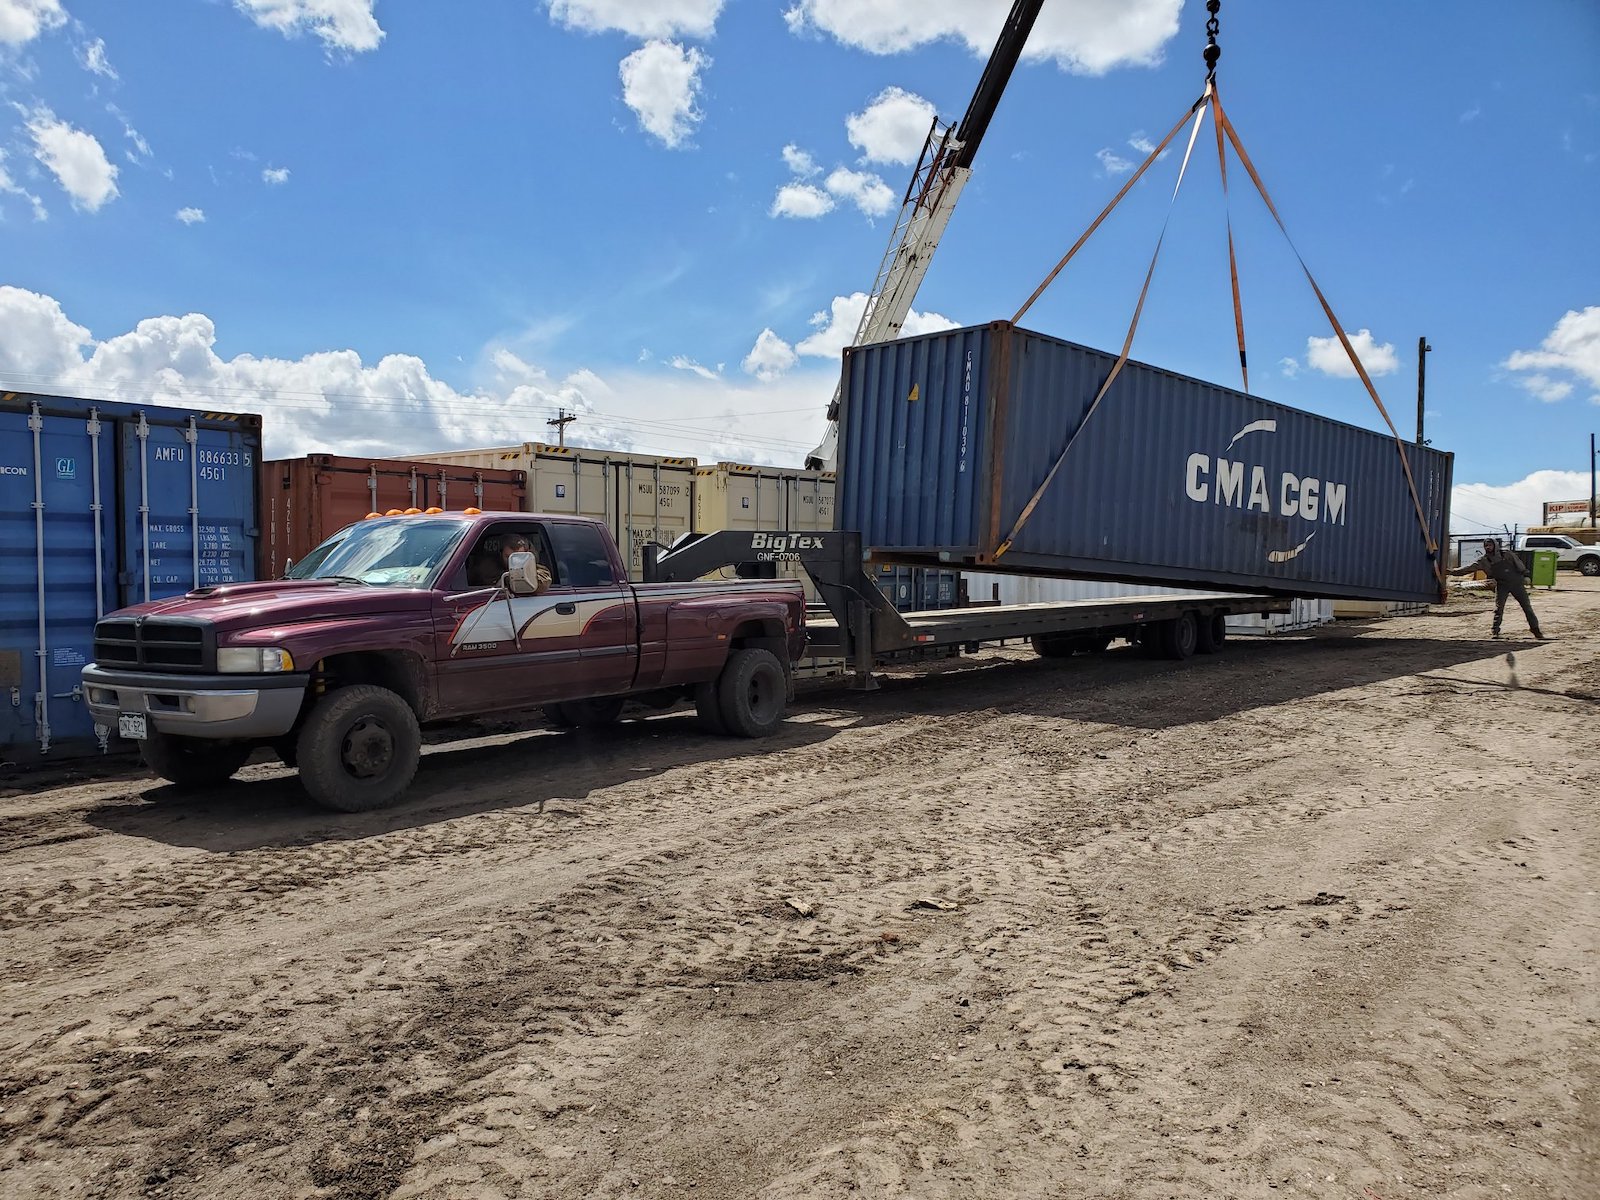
[966,573,1332,636]
[398,442,697,580]
[1225,598,1334,636]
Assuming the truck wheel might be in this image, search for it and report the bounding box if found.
[716,648,787,738]
[693,682,727,734]
[1031,633,1073,659]
[1579,555,1600,577]
[1195,612,1227,654]
[550,697,625,728]
[140,732,252,790]
[295,685,421,813]
[1157,613,1198,660]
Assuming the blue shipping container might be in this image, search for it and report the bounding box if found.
[0,392,262,762]
[837,322,1452,604]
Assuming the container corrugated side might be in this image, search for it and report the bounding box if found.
[1,391,262,762]
[261,454,527,579]
[837,322,1452,604]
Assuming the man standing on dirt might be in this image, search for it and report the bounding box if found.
[1445,538,1546,639]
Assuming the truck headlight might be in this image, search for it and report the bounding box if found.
[217,647,295,673]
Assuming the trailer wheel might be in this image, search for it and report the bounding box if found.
[1031,633,1073,659]
[549,697,626,728]
[716,648,787,738]
[140,732,252,790]
[693,682,728,734]
[1195,612,1227,655]
[295,685,421,813]
[1157,613,1198,660]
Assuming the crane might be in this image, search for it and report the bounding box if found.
[805,0,1043,471]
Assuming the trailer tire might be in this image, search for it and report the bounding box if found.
[693,682,728,734]
[550,697,626,728]
[296,685,420,813]
[1157,613,1198,660]
[1031,633,1073,659]
[1195,612,1227,655]
[140,732,252,790]
[716,648,787,738]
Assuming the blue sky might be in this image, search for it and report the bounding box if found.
[1,0,1596,534]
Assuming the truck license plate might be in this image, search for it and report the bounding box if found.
[118,713,148,741]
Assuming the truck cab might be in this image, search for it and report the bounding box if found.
[82,512,806,812]
[1516,534,1600,577]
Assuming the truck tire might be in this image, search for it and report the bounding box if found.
[1578,555,1600,577]
[1195,612,1227,654]
[716,648,787,738]
[295,685,421,813]
[1157,613,1198,660]
[1031,633,1073,659]
[693,682,727,734]
[550,697,626,728]
[140,732,251,790]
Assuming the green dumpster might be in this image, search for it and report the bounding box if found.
[1531,549,1559,589]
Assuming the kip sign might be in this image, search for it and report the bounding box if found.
[1183,420,1349,564]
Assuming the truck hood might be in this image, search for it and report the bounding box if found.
[108,580,432,633]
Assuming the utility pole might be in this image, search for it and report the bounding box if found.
[1416,336,1431,445]
[1591,431,1596,528]
[547,408,577,450]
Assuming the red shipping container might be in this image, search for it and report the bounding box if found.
[261,454,527,579]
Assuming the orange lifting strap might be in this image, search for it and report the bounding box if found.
[996,85,1442,587]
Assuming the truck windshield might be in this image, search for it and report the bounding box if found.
[286,519,466,587]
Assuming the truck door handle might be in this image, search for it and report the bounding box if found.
[556,602,577,615]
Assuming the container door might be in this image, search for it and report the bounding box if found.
[0,403,117,758]
[119,414,257,606]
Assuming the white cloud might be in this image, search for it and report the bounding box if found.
[547,0,724,40]
[1515,374,1573,403]
[1095,147,1133,175]
[742,328,798,381]
[1505,307,1600,394]
[108,105,152,163]
[262,166,291,184]
[1305,329,1399,378]
[845,86,936,165]
[669,354,719,380]
[175,206,205,225]
[781,143,819,177]
[1278,357,1300,379]
[771,182,834,219]
[0,0,65,46]
[784,0,1182,75]
[619,40,708,149]
[1452,470,1595,534]
[25,108,119,212]
[1460,104,1481,123]
[233,0,384,53]
[795,292,959,360]
[824,166,894,217]
[80,36,117,78]
[0,285,834,467]
[0,149,48,221]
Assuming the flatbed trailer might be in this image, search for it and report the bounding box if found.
[644,532,1292,689]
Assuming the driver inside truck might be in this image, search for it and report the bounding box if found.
[468,531,551,593]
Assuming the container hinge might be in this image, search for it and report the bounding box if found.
[53,685,83,702]
[9,687,19,708]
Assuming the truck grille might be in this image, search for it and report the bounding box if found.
[94,620,212,672]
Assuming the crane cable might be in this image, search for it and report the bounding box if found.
[995,1,1444,591]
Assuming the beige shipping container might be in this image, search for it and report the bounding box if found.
[399,442,697,580]
[1331,599,1430,618]
[693,463,836,601]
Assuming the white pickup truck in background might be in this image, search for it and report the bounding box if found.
[1516,533,1600,577]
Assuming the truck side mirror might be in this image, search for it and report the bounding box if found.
[504,551,543,596]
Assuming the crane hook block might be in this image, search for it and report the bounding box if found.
[1204,43,1221,70]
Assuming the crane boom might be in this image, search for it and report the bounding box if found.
[805,0,1043,471]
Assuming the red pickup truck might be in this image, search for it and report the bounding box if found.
[81,511,806,812]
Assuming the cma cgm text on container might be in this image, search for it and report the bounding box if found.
[835,322,1451,605]
[1,392,262,761]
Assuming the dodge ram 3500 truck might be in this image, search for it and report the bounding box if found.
[82,511,806,812]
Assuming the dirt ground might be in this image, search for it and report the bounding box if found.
[1,581,1596,1200]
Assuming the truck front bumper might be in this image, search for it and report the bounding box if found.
[82,665,309,740]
